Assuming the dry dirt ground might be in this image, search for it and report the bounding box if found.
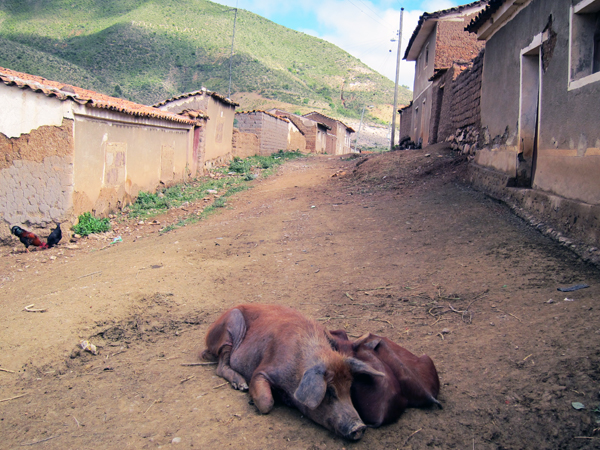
[1,147,600,450]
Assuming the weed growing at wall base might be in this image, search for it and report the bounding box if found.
[73,212,111,236]
[125,151,306,232]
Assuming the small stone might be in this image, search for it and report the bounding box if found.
[441,328,450,334]
[172,437,182,444]
[546,299,555,304]
[489,322,495,326]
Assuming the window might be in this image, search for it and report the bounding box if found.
[569,0,600,89]
[425,43,429,67]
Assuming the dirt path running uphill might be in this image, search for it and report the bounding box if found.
[1,147,599,450]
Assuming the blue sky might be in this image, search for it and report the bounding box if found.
[214,0,461,90]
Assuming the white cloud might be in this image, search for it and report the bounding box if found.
[216,0,461,91]
[309,1,424,89]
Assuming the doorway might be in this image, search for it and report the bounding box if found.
[515,41,541,187]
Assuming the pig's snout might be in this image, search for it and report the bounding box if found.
[341,421,366,440]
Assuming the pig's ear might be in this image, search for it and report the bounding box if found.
[329,329,349,340]
[294,364,327,410]
[363,337,381,351]
[347,357,385,378]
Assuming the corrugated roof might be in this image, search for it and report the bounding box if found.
[0,66,201,124]
[403,1,488,61]
[154,88,239,108]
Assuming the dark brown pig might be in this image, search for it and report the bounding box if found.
[201,304,384,440]
[330,330,441,427]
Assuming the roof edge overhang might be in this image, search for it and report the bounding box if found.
[466,0,532,40]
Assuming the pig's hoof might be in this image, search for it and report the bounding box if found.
[232,380,249,391]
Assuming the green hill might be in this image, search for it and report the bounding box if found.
[0,0,410,122]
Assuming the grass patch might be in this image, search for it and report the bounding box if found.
[124,151,305,232]
[73,212,111,236]
[228,150,304,177]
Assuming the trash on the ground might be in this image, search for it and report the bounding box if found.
[557,284,590,292]
[24,304,47,313]
[80,340,98,355]
[564,298,575,302]
[441,328,451,334]
[207,189,218,194]
[546,299,555,304]
[110,236,122,245]
[572,402,585,410]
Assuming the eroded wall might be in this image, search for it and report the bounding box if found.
[0,119,74,239]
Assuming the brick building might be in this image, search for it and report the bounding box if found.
[399,1,487,147]
[269,110,330,154]
[302,112,355,155]
[235,110,290,156]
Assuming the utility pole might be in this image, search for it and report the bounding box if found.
[228,6,238,99]
[390,7,404,151]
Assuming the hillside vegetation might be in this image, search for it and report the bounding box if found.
[0,0,410,122]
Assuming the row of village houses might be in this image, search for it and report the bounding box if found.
[398,0,600,255]
[0,66,354,241]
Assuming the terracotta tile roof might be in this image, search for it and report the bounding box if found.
[403,0,488,61]
[0,66,201,124]
[154,88,239,107]
[434,17,485,69]
[236,110,289,122]
[466,0,506,34]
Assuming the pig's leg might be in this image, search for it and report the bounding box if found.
[217,347,249,390]
[249,372,274,414]
[215,309,249,391]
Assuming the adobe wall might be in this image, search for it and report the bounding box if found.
[0,119,75,242]
[399,105,413,141]
[232,129,259,159]
[436,50,484,152]
[236,112,288,156]
[287,123,306,152]
[72,109,194,217]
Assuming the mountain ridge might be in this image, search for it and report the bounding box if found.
[0,0,411,123]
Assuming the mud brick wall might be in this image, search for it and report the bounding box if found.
[232,129,259,159]
[0,119,74,242]
[236,112,288,156]
[435,67,459,143]
[451,50,484,131]
[436,49,484,148]
[287,126,306,152]
[399,104,413,141]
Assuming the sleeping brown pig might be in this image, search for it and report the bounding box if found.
[201,304,384,440]
[330,330,441,427]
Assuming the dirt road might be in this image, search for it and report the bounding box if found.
[1,147,599,449]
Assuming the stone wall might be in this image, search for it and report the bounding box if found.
[232,129,259,159]
[0,119,74,242]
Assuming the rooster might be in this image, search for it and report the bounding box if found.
[46,223,62,248]
[11,226,48,252]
